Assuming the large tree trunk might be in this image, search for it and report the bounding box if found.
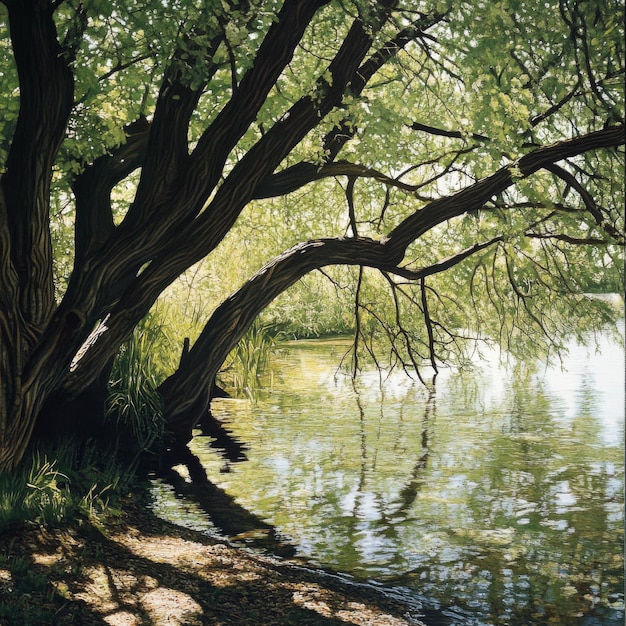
[0,0,389,471]
[0,0,76,471]
[0,0,622,474]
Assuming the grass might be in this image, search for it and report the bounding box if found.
[0,456,68,531]
[0,551,56,626]
[0,415,155,624]
[0,309,281,536]
[0,310,283,623]
[222,319,281,397]
[0,439,144,623]
[0,440,136,535]
[106,311,176,455]
[0,305,316,535]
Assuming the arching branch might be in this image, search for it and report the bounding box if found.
[157,124,624,441]
[386,124,625,257]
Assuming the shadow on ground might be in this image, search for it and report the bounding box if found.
[0,497,428,626]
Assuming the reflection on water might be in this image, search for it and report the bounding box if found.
[151,328,625,625]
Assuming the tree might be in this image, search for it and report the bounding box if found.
[0,0,623,472]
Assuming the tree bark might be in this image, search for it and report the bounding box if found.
[56,0,400,406]
[3,0,74,328]
[0,0,76,471]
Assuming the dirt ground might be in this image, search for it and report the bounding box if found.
[0,502,428,625]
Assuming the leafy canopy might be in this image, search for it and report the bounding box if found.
[0,0,623,405]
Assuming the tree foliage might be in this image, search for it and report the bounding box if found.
[0,0,623,471]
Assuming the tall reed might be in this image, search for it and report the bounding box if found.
[107,313,174,453]
[223,319,280,397]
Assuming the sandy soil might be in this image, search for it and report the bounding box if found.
[0,502,427,625]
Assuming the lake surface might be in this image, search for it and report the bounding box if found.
[151,325,625,625]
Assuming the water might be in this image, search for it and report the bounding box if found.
[151,326,625,625]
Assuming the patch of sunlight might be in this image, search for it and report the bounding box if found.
[104,611,141,626]
[76,564,119,613]
[336,604,414,626]
[53,580,72,599]
[171,464,192,483]
[31,551,62,566]
[287,583,335,618]
[142,587,203,624]
[286,582,416,626]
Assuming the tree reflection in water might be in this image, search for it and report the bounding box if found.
[152,333,625,625]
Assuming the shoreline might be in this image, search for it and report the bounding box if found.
[0,500,430,625]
